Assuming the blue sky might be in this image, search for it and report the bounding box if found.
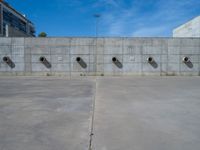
[6,0,200,37]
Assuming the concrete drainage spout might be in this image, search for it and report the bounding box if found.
[76,57,81,62]
[40,56,47,63]
[182,57,190,63]
[3,56,11,64]
[112,57,118,63]
[147,57,158,69]
[112,57,123,68]
[147,57,154,63]
[3,56,15,68]
[182,57,193,68]
[76,57,87,69]
[39,56,51,68]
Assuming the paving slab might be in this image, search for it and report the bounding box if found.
[93,77,200,150]
[0,77,95,150]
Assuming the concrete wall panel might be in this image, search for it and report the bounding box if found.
[51,55,70,64]
[0,38,12,45]
[123,63,142,74]
[103,64,123,76]
[123,45,143,55]
[11,38,24,45]
[51,63,70,72]
[143,46,163,55]
[104,46,123,54]
[31,63,51,72]
[30,47,51,55]
[0,46,11,55]
[50,47,70,55]
[167,63,180,75]
[70,46,93,55]
[180,46,199,55]
[123,55,142,63]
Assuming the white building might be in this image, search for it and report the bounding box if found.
[173,16,200,37]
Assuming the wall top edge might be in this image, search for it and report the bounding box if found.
[0,37,200,39]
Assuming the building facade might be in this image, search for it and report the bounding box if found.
[0,0,35,37]
[173,16,200,37]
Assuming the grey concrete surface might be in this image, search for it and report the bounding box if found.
[0,37,200,76]
[0,77,95,150]
[93,77,200,150]
[0,77,200,150]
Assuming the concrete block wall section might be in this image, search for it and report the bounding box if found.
[0,38,25,75]
[0,37,200,76]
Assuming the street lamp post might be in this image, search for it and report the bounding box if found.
[94,14,101,38]
[93,14,101,76]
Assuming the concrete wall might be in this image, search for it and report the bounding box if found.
[0,37,200,76]
[173,16,200,37]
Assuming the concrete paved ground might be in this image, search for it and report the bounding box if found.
[0,77,200,150]
[93,77,200,150]
[0,77,95,150]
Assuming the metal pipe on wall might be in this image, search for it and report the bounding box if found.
[182,57,190,63]
[2,56,15,68]
[147,57,154,63]
[112,57,123,68]
[76,57,87,68]
[112,57,118,63]
[76,57,81,62]
[39,56,51,68]
[3,56,10,63]
[39,56,47,63]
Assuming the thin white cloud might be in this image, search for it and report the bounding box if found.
[93,0,120,8]
[47,0,200,36]
[132,26,168,37]
[98,0,200,37]
[101,0,119,7]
